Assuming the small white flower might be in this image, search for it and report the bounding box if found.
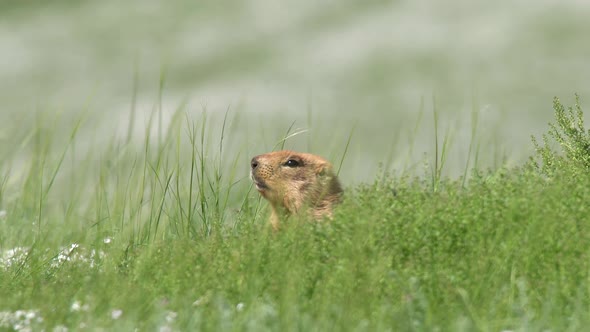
[111,309,123,320]
[1,247,29,269]
[53,325,69,332]
[71,301,81,312]
[236,303,245,311]
[25,311,35,320]
[0,210,7,219]
[103,237,112,244]
[159,326,172,332]
[0,309,42,331]
[165,311,177,323]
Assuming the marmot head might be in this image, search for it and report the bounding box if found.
[250,150,342,217]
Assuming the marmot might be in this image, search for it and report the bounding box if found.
[250,150,343,230]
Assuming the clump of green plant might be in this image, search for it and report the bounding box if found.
[531,95,590,175]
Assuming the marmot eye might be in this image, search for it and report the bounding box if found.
[284,159,301,167]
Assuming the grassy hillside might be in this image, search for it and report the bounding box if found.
[1,97,589,331]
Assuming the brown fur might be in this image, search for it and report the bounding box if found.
[250,150,343,230]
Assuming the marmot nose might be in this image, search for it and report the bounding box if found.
[251,157,259,169]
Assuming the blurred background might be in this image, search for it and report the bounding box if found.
[1,0,589,184]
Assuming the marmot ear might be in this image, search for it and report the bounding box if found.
[315,162,332,177]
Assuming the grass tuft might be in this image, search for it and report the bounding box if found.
[531,94,590,176]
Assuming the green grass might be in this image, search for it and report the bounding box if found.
[1,97,589,331]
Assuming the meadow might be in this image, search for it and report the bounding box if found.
[2,1,590,331]
[0,96,589,331]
